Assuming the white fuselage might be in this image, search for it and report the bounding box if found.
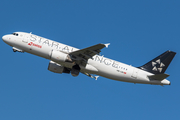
[2,32,170,85]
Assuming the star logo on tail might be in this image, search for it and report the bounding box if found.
[152,59,165,73]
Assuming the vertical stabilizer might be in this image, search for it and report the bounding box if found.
[138,50,176,74]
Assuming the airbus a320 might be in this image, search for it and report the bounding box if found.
[2,32,176,86]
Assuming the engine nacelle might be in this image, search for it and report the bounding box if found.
[48,61,70,74]
[50,50,72,63]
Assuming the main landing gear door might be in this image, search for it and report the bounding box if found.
[131,68,139,79]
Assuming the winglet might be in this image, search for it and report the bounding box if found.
[95,76,99,80]
[104,43,110,48]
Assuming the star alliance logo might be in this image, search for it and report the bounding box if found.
[152,59,165,73]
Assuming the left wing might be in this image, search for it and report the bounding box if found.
[69,43,110,65]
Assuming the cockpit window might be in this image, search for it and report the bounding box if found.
[12,33,19,36]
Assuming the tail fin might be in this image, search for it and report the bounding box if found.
[138,50,176,74]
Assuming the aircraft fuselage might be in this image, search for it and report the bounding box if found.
[2,32,173,85]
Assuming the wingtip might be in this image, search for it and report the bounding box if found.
[95,76,99,80]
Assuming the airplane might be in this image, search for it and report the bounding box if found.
[2,32,176,85]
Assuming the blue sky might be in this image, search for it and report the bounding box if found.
[0,0,180,120]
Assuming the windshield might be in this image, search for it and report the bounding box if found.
[12,33,19,36]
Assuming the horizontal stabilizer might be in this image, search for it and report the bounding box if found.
[148,74,169,81]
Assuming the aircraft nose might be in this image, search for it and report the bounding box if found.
[2,35,7,42]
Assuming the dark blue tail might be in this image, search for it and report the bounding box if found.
[138,50,176,74]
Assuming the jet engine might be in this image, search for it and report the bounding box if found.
[48,61,70,74]
[50,50,72,63]
[71,64,81,77]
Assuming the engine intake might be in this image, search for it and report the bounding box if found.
[48,61,70,74]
